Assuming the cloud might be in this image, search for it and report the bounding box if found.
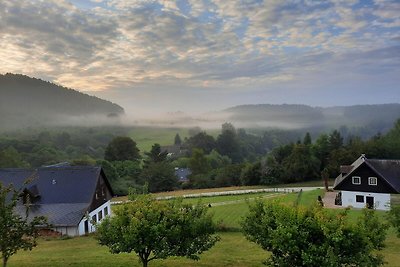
[0,0,399,112]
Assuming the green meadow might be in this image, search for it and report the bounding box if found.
[8,189,400,267]
[127,126,220,152]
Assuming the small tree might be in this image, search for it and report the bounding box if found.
[0,182,47,267]
[242,201,387,266]
[96,195,219,267]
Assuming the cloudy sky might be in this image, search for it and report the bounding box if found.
[0,0,399,116]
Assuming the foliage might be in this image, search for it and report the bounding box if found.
[184,132,216,154]
[144,143,167,164]
[174,133,182,145]
[0,182,47,267]
[96,195,220,267]
[216,123,242,163]
[388,205,400,237]
[188,149,210,176]
[139,162,178,193]
[0,147,30,168]
[104,136,141,162]
[242,201,387,267]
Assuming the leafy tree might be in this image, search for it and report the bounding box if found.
[0,182,47,267]
[242,201,387,267]
[139,162,177,193]
[312,133,330,171]
[282,144,320,182]
[240,161,270,186]
[388,205,400,237]
[144,143,167,164]
[188,148,210,175]
[216,123,242,163]
[303,132,312,145]
[215,164,243,187]
[0,147,30,168]
[104,136,140,162]
[185,132,216,154]
[174,133,182,145]
[205,149,231,169]
[96,195,219,267]
[328,130,343,151]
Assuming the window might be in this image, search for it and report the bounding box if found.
[92,214,97,223]
[368,177,377,186]
[104,206,109,216]
[356,195,364,203]
[352,176,361,185]
[98,210,103,221]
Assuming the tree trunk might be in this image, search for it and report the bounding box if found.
[3,256,8,267]
[139,254,148,267]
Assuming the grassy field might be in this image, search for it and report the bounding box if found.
[127,126,220,152]
[128,127,190,152]
[113,179,333,202]
[8,189,400,267]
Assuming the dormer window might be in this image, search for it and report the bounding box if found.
[368,177,377,186]
[352,176,361,185]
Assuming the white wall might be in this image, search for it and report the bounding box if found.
[341,191,391,210]
[78,200,112,236]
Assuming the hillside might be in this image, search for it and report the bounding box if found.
[0,73,124,129]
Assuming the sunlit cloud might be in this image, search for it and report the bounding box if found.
[0,0,399,114]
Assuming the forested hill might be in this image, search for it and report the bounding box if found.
[221,103,400,134]
[0,73,124,129]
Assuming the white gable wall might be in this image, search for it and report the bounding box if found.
[78,200,112,236]
[341,191,390,211]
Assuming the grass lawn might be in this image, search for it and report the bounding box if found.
[8,233,267,267]
[8,189,400,267]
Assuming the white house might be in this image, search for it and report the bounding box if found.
[333,154,400,211]
[0,165,114,236]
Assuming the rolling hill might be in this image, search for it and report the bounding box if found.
[0,73,124,130]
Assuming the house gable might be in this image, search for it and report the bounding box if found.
[334,162,397,193]
[89,171,113,212]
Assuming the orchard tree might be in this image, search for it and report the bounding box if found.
[0,183,47,267]
[104,136,140,162]
[96,195,219,267]
[242,201,387,267]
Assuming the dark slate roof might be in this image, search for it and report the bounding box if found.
[175,168,191,181]
[333,155,400,193]
[15,203,89,226]
[0,166,111,226]
[366,159,400,193]
[0,166,101,204]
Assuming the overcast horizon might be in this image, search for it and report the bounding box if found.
[1,0,399,116]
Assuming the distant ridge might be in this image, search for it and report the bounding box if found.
[218,103,400,133]
[0,73,125,129]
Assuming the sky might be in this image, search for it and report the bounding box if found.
[0,0,399,116]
